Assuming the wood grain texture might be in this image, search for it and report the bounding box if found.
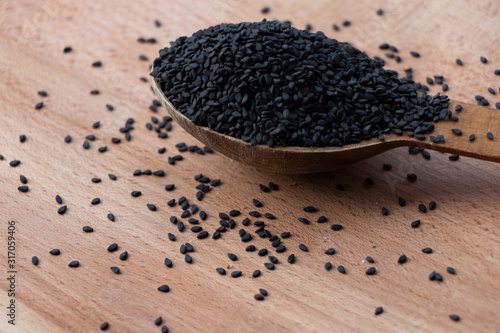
[0,0,499,332]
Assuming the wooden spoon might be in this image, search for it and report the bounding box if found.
[151,76,500,174]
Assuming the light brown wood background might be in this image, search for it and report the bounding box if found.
[0,0,499,332]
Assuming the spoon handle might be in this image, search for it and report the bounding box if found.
[419,100,500,163]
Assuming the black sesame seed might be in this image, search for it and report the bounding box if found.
[365,177,374,185]
[184,254,192,263]
[252,270,261,278]
[376,8,384,15]
[10,160,20,167]
[231,271,242,278]
[161,325,168,333]
[264,263,275,270]
[228,253,237,261]
[82,226,94,233]
[325,248,335,255]
[366,256,375,263]
[299,244,308,252]
[366,267,376,275]
[107,213,115,221]
[107,243,118,252]
[383,164,392,171]
[456,59,463,66]
[158,285,170,292]
[303,206,316,213]
[410,51,420,58]
[375,307,384,315]
[325,262,332,270]
[449,314,460,322]
[35,102,44,110]
[480,56,487,63]
[287,254,295,264]
[418,204,427,213]
[258,249,268,256]
[216,267,226,275]
[100,322,109,331]
[32,256,39,266]
[407,173,417,181]
[98,146,107,153]
[259,184,270,192]
[91,198,100,205]
[486,132,494,140]
[381,207,389,216]
[108,174,117,180]
[119,251,128,260]
[147,204,157,211]
[68,260,79,268]
[446,267,456,274]
[246,245,256,252]
[469,134,476,141]
[252,199,262,207]
[164,258,173,268]
[110,266,120,274]
[411,220,421,228]
[155,317,163,326]
[331,224,343,231]
[49,249,60,255]
[398,197,406,207]
[57,205,68,215]
[18,186,29,192]
[83,141,90,149]
[64,135,72,143]
[397,255,407,264]
[429,201,437,210]
[422,247,433,254]
[338,266,346,274]
[451,129,462,136]
[91,177,101,183]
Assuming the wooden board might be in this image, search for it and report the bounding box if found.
[0,0,499,332]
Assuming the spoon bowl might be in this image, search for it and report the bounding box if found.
[152,76,500,174]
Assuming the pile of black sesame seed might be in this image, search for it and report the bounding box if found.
[152,20,453,147]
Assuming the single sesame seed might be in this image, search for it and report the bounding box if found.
[231,271,242,278]
[422,247,433,254]
[158,285,170,292]
[82,226,94,233]
[397,255,407,264]
[411,220,421,228]
[68,260,79,268]
[366,267,376,275]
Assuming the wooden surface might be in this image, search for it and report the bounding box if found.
[152,76,500,174]
[0,0,499,332]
